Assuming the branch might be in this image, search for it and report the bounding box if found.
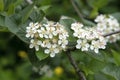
[66,50,86,80]
[103,30,120,37]
[70,0,83,20]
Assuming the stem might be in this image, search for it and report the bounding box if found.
[70,0,83,20]
[103,30,120,37]
[66,50,86,80]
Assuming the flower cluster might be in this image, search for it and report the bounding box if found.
[95,14,120,43]
[26,21,69,57]
[71,22,106,53]
[26,14,120,56]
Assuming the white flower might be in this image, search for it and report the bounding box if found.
[26,21,69,57]
[95,14,120,43]
[76,39,90,51]
[94,14,106,23]
[71,22,107,53]
[29,39,42,51]
[90,37,106,53]
[71,22,83,30]
[26,22,41,38]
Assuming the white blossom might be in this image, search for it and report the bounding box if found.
[26,21,69,57]
[95,14,120,43]
[71,22,107,53]
[29,39,42,51]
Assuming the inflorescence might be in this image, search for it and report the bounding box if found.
[26,21,69,57]
[26,14,120,57]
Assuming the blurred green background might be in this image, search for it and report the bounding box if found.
[0,0,120,80]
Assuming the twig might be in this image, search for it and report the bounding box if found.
[66,50,86,80]
[70,0,83,20]
[103,30,120,37]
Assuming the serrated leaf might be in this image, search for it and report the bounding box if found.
[5,17,18,34]
[111,12,120,22]
[0,0,4,11]
[7,3,15,16]
[14,0,23,7]
[102,64,120,80]
[90,8,98,19]
[112,50,120,66]
[30,10,45,22]
[88,0,108,9]
[27,47,50,68]
[0,15,5,26]
[82,19,95,26]
[36,49,49,61]
[16,23,30,44]
[88,59,106,72]
[39,5,51,13]
[20,4,34,23]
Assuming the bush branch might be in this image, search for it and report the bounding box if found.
[70,0,83,20]
[103,30,120,37]
[66,50,86,80]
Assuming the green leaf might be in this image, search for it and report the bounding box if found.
[0,15,5,26]
[39,5,51,13]
[27,47,50,68]
[102,64,120,80]
[82,19,95,26]
[88,0,108,9]
[94,73,116,80]
[7,3,15,16]
[36,49,49,61]
[20,4,34,23]
[88,59,106,72]
[0,0,4,11]
[14,0,23,7]
[5,17,18,34]
[111,12,120,22]
[90,8,98,19]
[112,50,120,66]
[16,22,30,43]
[30,10,45,22]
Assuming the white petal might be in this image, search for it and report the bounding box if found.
[44,35,48,38]
[54,48,59,53]
[61,44,66,48]
[50,53,55,57]
[35,46,39,51]
[46,43,51,48]
[95,49,99,53]
[90,45,94,50]
[29,44,34,48]
[26,34,30,38]
[49,34,53,39]
[76,44,81,49]
[58,40,62,45]
[37,41,42,45]
[39,34,43,38]
[44,49,50,54]
[77,39,81,44]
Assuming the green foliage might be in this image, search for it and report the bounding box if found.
[20,4,34,23]
[0,0,4,11]
[112,50,120,66]
[0,0,120,80]
[36,49,49,60]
